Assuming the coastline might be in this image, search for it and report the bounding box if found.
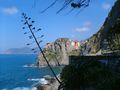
[33,75,60,90]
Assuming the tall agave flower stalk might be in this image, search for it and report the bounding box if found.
[21,13,61,84]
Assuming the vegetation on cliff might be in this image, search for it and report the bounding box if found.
[107,17,120,51]
[82,0,120,54]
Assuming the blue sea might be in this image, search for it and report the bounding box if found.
[0,54,60,90]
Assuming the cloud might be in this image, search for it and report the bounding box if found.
[75,27,89,32]
[102,2,111,10]
[0,7,18,15]
[75,21,92,33]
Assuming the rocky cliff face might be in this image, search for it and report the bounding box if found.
[37,38,80,67]
[83,0,120,54]
[37,1,120,67]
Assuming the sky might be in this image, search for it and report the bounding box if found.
[0,0,115,53]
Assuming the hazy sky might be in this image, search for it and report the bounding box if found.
[0,0,115,52]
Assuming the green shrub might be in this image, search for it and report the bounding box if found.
[60,60,120,90]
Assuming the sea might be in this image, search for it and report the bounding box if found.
[0,54,60,90]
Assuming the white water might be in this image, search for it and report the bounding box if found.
[2,87,37,90]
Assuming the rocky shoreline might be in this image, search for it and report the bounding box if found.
[33,75,60,90]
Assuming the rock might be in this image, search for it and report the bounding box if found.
[37,38,80,67]
[36,84,45,90]
[35,75,60,90]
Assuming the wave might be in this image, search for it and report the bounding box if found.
[23,64,37,68]
[28,78,49,84]
[27,78,41,81]
[2,87,37,90]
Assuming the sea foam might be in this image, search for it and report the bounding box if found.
[2,87,37,90]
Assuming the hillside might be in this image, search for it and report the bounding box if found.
[4,47,33,54]
[82,0,120,54]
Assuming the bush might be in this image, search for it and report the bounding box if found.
[60,60,120,90]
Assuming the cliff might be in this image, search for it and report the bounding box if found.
[37,0,120,67]
[82,0,120,54]
[37,38,80,67]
